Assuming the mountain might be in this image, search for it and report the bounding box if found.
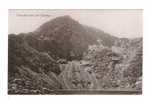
[9,15,119,76]
[25,15,117,60]
[8,15,142,94]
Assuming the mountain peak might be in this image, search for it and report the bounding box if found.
[35,15,79,34]
[56,15,72,20]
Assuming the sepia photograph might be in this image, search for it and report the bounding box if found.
[8,9,142,94]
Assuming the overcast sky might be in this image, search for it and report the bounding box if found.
[9,9,142,38]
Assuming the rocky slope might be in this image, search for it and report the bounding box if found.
[82,38,142,90]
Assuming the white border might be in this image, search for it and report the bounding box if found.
[0,0,147,100]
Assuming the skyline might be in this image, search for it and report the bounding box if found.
[9,9,142,38]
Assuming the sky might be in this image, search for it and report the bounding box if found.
[9,9,142,38]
